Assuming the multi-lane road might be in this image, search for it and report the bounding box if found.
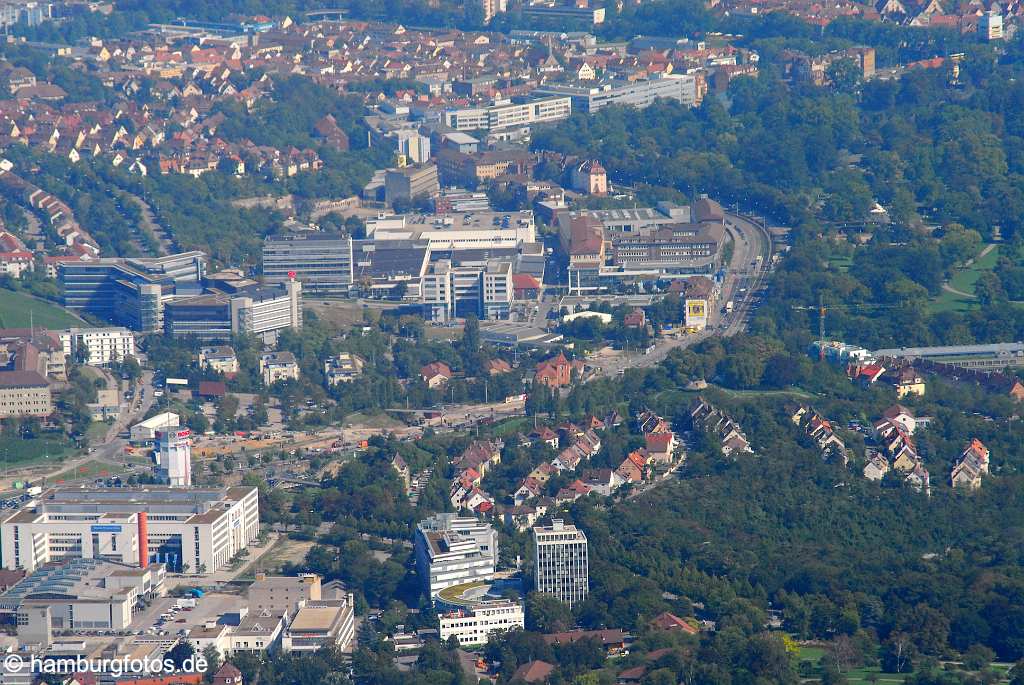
[586,211,773,380]
[0,371,159,494]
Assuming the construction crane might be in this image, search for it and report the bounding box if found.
[792,294,902,359]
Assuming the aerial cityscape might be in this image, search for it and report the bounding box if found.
[0,0,1020,683]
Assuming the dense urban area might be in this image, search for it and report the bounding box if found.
[0,0,1021,684]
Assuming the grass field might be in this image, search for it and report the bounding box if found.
[828,255,854,272]
[931,244,1000,313]
[0,289,85,328]
[345,411,406,429]
[237,535,318,579]
[490,416,532,437]
[797,644,910,684]
[795,643,1013,684]
[48,459,122,483]
[0,434,76,467]
[85,422,109,443]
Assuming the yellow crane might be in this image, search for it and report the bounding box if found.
[792,294,902,359]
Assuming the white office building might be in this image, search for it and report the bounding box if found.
[436,580,525,645]
[262,233,354,295]
[0,486,259,575]
[233,280,302,341]
[533,520,588,608]
[421,259,513,322]
[2,558,166,639]
[282,594,357,653]
[58,327,135,366]
[443,96,571,132]
[415,514,498,597]
[366,211,536,250]
[155,428,192,487]
[535,75,699,113]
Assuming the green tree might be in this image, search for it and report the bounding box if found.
[525,592,574,633]
[827,58,861,93]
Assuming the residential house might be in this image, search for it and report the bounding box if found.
[688,398,752,456]
[884,366,926,398]
[580,468,622,496]
[881,404,917,435]
[553,444,587,471]
[485,358,512,375]
[420,361,452,388]
[791,405,848,464]
[528,462,558,483]
[951,439,990,490]
[644,432,678,464]
[555,479,592,504]
[502,505,540,532]
[649,612,699,635]
[863,454,890,481]
[615,450,648,483]
[324,353,366,385]
[391,454,411,494]
[905,462,931,494]
[511,660,555,684]
[453,440,503,477]
[529,426,559,449]
[514,477,543,505]
[854,362,886,387]
[0,251,33,279]
[636,409,670,434]
[198,345,239,375]
[623,309,646,329]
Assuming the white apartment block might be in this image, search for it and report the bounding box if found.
[533,520,589,608]
[0,486,259,575]
[59,327,135,365]
[323,353,365,385]
[199,346,239,375]
[415,514,498,597]
[259,351,300,385]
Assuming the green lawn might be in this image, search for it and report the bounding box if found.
[0,434,76,468]
[48,459,123,483]
[930,244,1000,313]
[794,644,1012,684]
[0,289,86,328]
[345,411,406,429]
[489,416,532,437]
[85,422,109,443]
[828,255,854,272]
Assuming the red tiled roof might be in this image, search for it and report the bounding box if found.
[512,273,541,289]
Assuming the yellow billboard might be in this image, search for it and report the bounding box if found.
[685,298,708,330]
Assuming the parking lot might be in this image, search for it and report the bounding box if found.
[129,592,242,638]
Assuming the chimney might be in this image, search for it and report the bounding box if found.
[137,512,149,567]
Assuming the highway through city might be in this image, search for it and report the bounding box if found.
[3,212,771,492]
[585,211,773,380]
